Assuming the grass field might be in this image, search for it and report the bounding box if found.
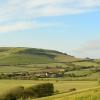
[0,80,98,95]
[64,70,92,76]
[72,61,99,67]
[0,62,67,73]
[33,86,100,100]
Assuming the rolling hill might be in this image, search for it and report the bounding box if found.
[0,47,79,65]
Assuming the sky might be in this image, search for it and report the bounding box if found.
[0,0,100,58]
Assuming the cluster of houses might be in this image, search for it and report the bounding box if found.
[0,67,65,79]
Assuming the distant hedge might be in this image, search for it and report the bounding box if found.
[0,83,54,100]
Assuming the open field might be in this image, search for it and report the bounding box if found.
[0,62,67,73]
[72,61,100,67]
[34,86,100,100]
[0,80,98,95]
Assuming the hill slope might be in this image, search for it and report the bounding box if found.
[0,47,78,65]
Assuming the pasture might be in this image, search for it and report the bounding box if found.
[0,80,98,95]
[34,86,100,100]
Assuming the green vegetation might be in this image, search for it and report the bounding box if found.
[0,47,78,65]
[72,61,99,67]
[33,86,100,100]
[0,83,54,100]
[0,80,97,95]
[64,70,92,77]
[0,47,100,99]
[0,47,100,80]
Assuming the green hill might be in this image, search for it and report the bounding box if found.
[0,47,78,65]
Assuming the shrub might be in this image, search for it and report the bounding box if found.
[34,83,54,97]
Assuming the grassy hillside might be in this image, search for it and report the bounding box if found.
[0,47,78,65]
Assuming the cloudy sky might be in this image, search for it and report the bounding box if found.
[0,0,100,58]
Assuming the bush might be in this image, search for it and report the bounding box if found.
[34,83,54,97]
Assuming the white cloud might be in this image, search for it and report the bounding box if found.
[80,0,100,8]
[0,0,100,33]
[0,22,34,33]
[0,21,57,33]
[0,0,100,19]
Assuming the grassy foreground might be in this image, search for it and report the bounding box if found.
[33,86,100,100]
[0,80,98,95]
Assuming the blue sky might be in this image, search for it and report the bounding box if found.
[0,0,100,58]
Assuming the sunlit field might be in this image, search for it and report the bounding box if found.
[0,80,98,95]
